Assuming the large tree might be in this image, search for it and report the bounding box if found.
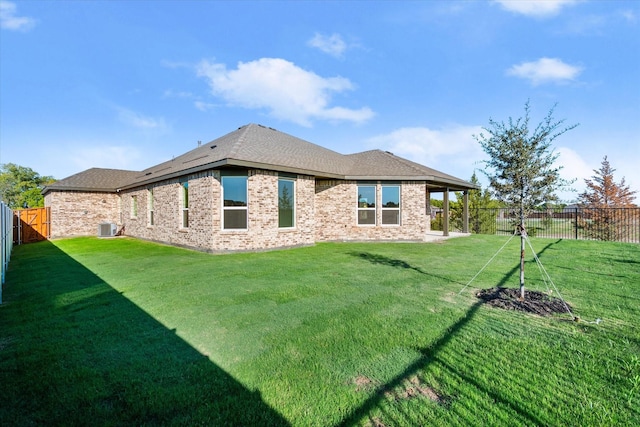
[578,156,637,241]
[474,102,577,299]
[0,163,56,209]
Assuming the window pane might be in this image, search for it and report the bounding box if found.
[224,210,247,229]
[279,179,294,228]
[358,210,376,225]
[382,186,400,208]
[223,176,247,207]
[382,210,399,225]
[182,182,189,208]
[358,186,376,208]
[182,209,189,228]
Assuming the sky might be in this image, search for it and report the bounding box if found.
[1,0,639,203]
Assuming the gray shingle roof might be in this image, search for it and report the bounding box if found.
[44,124,477,193]
[42,168,141,194]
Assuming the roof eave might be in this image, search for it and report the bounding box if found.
[346,175,480,191]
[118,159,232,190]
[117,158,345,191]
[226,159,344,179]
[42,186,118,195]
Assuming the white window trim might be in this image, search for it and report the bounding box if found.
[180,182,189,229]
[221,176,248,231]
[357,184,376,226]
[148,188,154,227]
[278,177,296,230]
[131,195,138,219]
[381,185,401,226]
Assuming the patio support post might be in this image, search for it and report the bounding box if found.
[463,190,469,233]
[443,188,450,237]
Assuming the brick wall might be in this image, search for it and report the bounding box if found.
[121,171,216,250]
[120,169,316,252]
[44,191,120,238]
[46,171,431,249]
[314,180,429,242]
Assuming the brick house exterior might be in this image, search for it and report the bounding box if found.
[43,124,477,252]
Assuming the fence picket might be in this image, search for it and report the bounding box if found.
[435,207,640,243]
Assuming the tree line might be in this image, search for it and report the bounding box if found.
[0,163,55,209]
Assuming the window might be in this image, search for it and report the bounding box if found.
[382,185,400,225]
[357,185,376,225]
[181,181,189,228]
[278,178,295,228]
[148,188,154,226]
[222,175,248,229]
[131,195,138,218]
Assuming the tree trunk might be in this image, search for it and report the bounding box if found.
[519,204,526,300]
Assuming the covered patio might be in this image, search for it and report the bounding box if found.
[427,180,478,237]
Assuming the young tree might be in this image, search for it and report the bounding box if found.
[0,163,56,209]
[474,102,577,299]
[578,156,637,241]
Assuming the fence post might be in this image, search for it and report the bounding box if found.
[574,208,578,240]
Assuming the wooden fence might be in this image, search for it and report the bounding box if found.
[13,207,51,245]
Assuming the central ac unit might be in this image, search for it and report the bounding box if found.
[98,223,117,237]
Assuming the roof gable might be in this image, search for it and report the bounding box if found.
[345,150,474,189]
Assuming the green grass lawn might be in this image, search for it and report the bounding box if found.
[1,235,639,426]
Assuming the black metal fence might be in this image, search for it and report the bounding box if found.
[436,207,640,243]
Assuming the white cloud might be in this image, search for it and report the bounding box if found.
[308,33,348,58]
[0,0,36,31]
[194,101,216,112]
[507,57,583,85]
[196,57,374,126]
[493,0,579,17]
[367,125,484,174]
[162,89,194,99]
[554,146,592,200]
[116,107,167,130]
[620,9,637,23]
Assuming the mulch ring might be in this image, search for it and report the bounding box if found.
[476,287,571,317]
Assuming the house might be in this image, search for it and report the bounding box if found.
[43,124,477,252]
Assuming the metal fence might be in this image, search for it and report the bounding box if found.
[436,207,640,243]
[1,201,14,304]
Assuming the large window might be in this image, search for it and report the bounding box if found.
[278,178,295,228]
[357,185,376,225]
[222,175,248,229]
[181,181,189,228]
[148,188,154,226]
[381,185,400,225]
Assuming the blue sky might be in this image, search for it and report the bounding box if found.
[1,0,638,202]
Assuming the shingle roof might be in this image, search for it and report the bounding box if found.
[345,149,473,188]
[44,124,477,193]
[123,124,351,189]
[42,168,141,195]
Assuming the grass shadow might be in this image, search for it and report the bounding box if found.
[339,239,567,426]
[337,298,547,426]
[0,240,289,425]
[349,251,465,285]
[492,238,563,288]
